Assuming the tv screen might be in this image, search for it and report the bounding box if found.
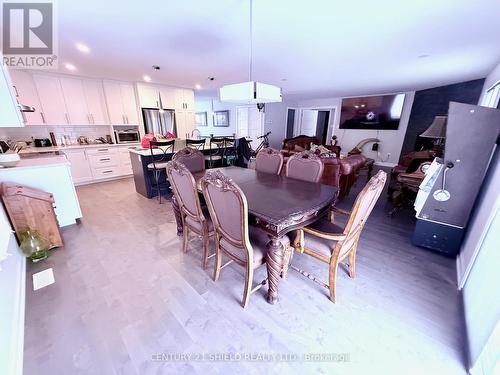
[339,94,406,130]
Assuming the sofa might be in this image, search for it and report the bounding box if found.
[280,135,366,199]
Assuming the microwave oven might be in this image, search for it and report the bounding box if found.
[114,129,140,144]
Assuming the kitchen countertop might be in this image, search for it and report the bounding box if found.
[128,139,219,156]
[19,143,140,155]
[0,155,69,170]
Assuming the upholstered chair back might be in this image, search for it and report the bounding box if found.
[340,170,386,258]
[172,146,205,173]
[255,148,284,175]
[286,150,324,182]
[201,170,252,263]
[166,161,204,220]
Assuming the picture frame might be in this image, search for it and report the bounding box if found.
[195,112,208,127]
[214,110,230,127]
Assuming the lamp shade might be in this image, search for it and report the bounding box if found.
[219,81,282,104]
[420,116,447,139]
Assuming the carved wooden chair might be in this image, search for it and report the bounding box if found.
[255,148,284,175]
[172,146,205,173]
[166,160,214,269]
[291,170,387,303]
[286,150,324,182]
[201,170,289,308]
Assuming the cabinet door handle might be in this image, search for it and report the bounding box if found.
[103,170,113,174]
[91,114,95,124]
[21,110,27,123]
[125,114,129,124]
[99,158,111,161]
[97,148,109,152]
[13,85,19,97]
[65,113,70,124]
[122,114,125,124]
[87,114,91,124]
[40,112,46,123]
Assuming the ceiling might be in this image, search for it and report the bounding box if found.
[56,0,500,99]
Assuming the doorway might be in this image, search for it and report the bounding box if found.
[299,108,334,144]
[236,106,265,141]
[286,108,296,138]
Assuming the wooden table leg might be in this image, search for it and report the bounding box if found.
[266,236,285,304]
[171,195,183,236]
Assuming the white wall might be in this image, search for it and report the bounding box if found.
[459,60,500,372]
[194,98,239,137]
[297,92,415,166]
[263,100,298,148]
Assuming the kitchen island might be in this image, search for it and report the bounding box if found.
[128,139,225,199]
[0,155,82,226]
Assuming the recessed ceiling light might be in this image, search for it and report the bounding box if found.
[418,54,430,58]
[75,42,90,53]
[64,63,76,71]
[143,75,152,82]
[195,84,201,90]
[281,78,288,82]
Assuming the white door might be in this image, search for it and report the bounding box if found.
[120,83,139,124]
[237,106,264,142]
[103,81,126,125]
[33,74,69,125]
[60,77,90,125]
[300,109,319,136]
[8,70,44,125]
[83,80,108,125]
[63,150,93,184]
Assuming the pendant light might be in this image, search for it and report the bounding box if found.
[219,0,282,104]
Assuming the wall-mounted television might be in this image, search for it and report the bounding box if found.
[339,94,406,130]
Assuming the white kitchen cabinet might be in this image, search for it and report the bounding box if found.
[8,70,44,125]
[137,84,159,108]
[83,80,108,125]
[175,111,195,138]
[103,81,139,125]
[183,89,195,111]
[33,74,69,125]
[63,149,93,184]
[59,77,90,125]
[159,87,177,109]
[175,88,195,111]
[0,64,24,127]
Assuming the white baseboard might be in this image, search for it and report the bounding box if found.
[374,161,397,168]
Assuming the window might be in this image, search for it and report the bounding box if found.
[481,80,500,108]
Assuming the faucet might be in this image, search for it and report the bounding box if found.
[191,128,201,139]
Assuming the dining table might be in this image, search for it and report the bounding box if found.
[171,166,338,304]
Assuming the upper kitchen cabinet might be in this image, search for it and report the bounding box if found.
[33,74,69,125]
[136,84,159,108]
[174,88,195,111]
[137,83,176,109]
[0,64,24,127]
[82,80,108,125]
[59,77,90,125]
[59,77,109,126]
[103,81,139,125]
[8,70,44,125]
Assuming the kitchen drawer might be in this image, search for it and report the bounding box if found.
[119,163,133,175]
[91,166,121,180]
[88,153,120,168]
[86,147,119,155]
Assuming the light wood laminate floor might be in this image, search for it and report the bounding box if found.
[24,170,466,374]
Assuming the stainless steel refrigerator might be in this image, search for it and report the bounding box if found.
[142,108,175,136]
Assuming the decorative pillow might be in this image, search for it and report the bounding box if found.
[294,144,305,152]
[318,145,332,154]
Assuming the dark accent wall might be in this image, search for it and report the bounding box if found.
[401,78,485,156]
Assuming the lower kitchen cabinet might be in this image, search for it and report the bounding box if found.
[62,145,134,185]
[63,149,93,184]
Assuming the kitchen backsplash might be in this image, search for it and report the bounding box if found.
[0,125,112,145]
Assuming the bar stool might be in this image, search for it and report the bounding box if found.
[204,136,224,168]
[148,139,175,203]
[185,138,206,151]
